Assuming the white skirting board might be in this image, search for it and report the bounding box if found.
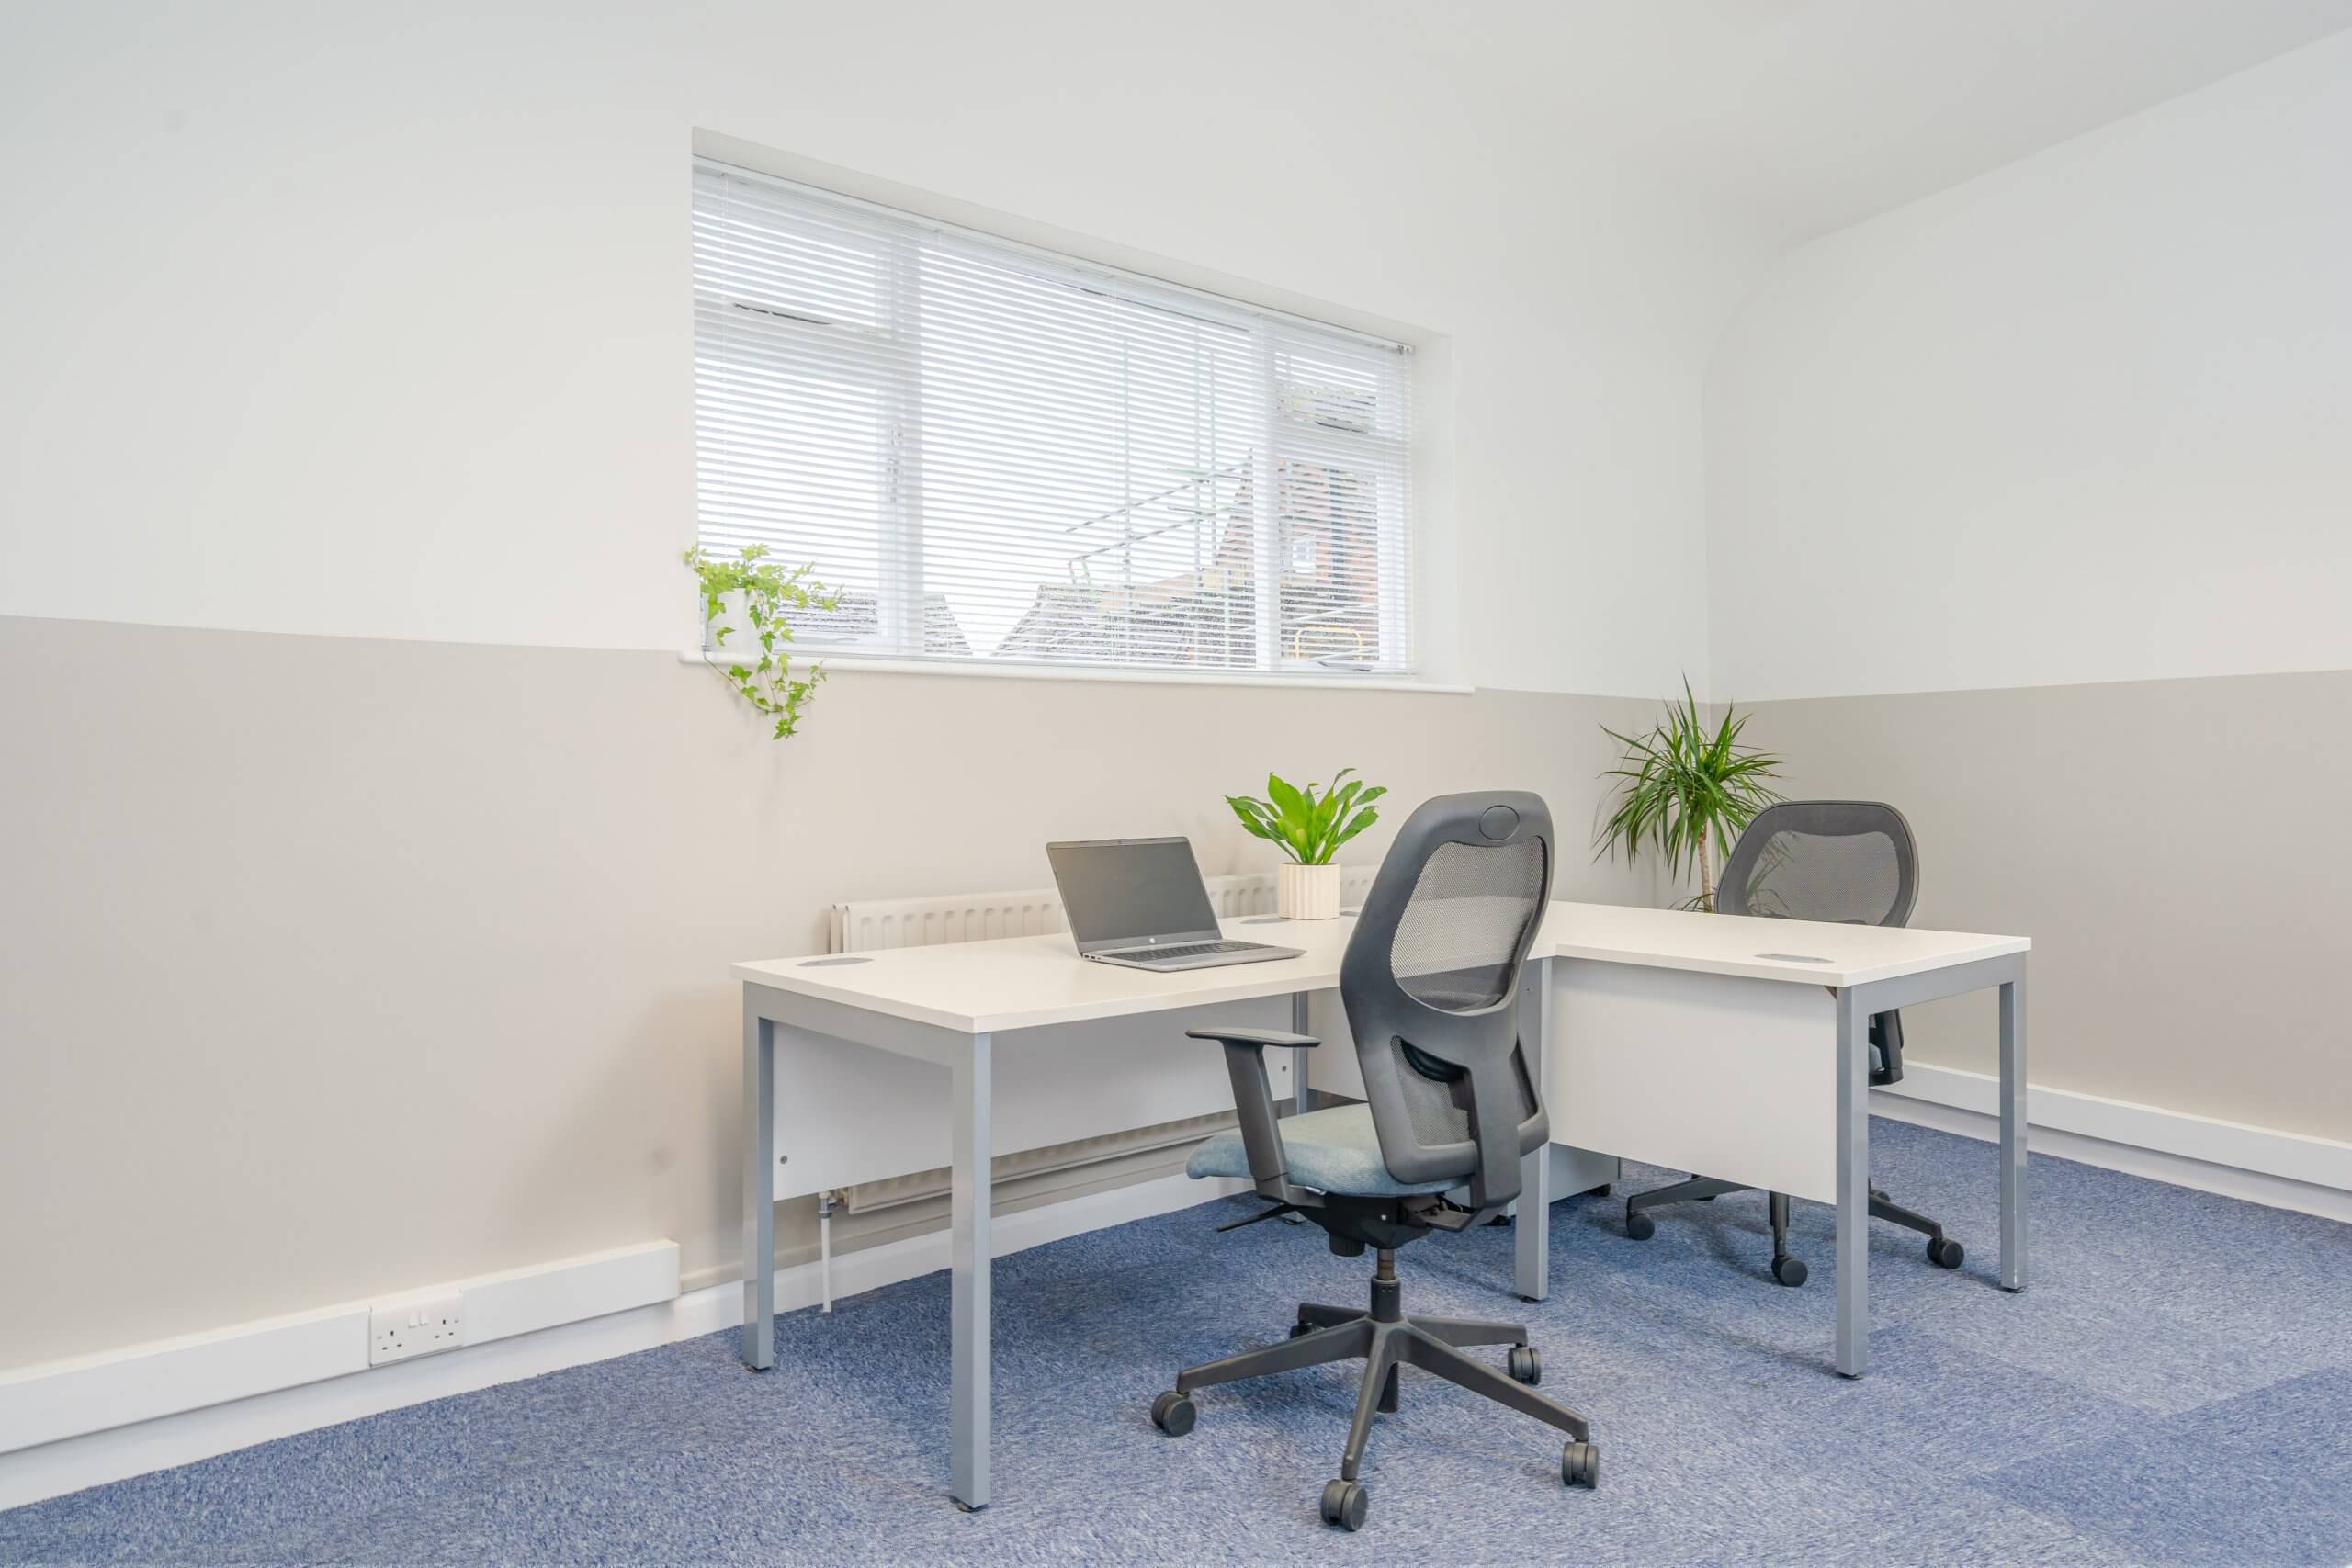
[0,1241,678,1509]
[9,1077,2346,1515]
[0,1176,1245,1513]
[1873,1063,2352,1223]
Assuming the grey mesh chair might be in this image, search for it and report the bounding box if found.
[1622,800,1964,1286]
[1150,792,1598,1533]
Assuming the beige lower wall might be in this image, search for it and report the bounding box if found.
[0,615,1663,1370]
[1746,669,2352,1145]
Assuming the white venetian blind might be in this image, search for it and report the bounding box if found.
[692,159,1415,676]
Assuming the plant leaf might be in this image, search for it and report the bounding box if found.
[1262,773,1316,861]
[1227,795,1276,840]
[1590,674,1782,907]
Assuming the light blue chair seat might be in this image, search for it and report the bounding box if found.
[1187,1103,1458,1196]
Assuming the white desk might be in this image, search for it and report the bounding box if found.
[1523,901,2030,1384]
[734,900,2028,1510]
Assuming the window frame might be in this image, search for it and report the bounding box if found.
[690,157,1427,687]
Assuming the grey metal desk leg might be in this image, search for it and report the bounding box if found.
[1290,992,1314,1114]
[1834,986,1869,1378]
[741,1005,775,1370]
[950,1032,994,1510]
[1515,957,1552,1303]
[1999,970,2029,1292]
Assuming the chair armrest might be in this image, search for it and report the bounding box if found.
[1182,1027,1318,1050]
[1187,1030,1322,1201]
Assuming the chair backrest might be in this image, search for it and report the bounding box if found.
[1720,799,1919,1084]
[1340,792,1553,1214]
[1717,800,1918,928]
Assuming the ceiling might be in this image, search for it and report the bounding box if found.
[1333,0,2352,250]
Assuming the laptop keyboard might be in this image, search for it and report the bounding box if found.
[1115,940,1256,961]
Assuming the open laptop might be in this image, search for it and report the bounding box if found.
[1046,838,1304,972]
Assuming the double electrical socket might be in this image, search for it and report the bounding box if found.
[369,1292,465,1365]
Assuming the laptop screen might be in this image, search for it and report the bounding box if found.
[1046,839,1222,953]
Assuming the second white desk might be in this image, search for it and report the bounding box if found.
[733,899,2029,1510]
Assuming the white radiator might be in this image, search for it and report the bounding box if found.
[820,866,1372,1217]
[827,867,1377,955]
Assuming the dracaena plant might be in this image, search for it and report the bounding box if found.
[1595,677,1783,912]
[684,543,842,740]
[1227,770,1385,866]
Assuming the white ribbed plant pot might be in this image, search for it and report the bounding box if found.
[702,592,750,658]
[1277,863,1342,920]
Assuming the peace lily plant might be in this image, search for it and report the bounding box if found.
[1226,769,1385,919]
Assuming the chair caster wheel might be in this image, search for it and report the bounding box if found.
[1150,1391,1195,1436]
[1320,1479,1369,1530]
[1928,1236,1964,1269]
[1290,1321,1311,1337]
[1624,1206,1656,1240]
[1772,1255,1808,1288]
[1562,1440,1600,1489]
[1509,1345,1542,1385]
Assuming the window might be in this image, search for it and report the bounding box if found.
[692,159,1416,678]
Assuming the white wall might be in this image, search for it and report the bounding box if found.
[0,0,1761,698]
[1705,30,2352,1149]
[0,0,1758,1372]
[6,0,2347,1395]
[1705,28,2352,702]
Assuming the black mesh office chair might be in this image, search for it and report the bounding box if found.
[1622,799,1964,1286]
[1153,793,1598,1532]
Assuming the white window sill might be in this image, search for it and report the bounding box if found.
[675,649,1472,696]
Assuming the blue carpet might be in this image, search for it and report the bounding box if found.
[6,1119,2350,1566]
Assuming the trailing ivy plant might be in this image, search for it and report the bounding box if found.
[1226,769,1385,865]
[683,544,841,740]
[1594,677,1782,911]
